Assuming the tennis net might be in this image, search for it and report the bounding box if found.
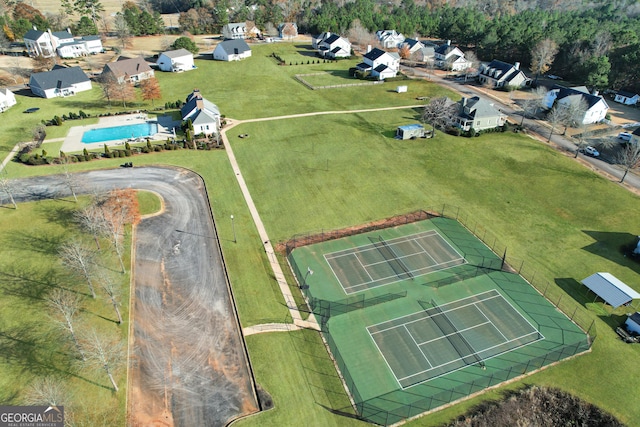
[371,236,414,280]
[429,299,482,366]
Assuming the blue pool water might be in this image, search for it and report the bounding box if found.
[81,123,158,143]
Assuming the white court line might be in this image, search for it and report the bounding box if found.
[475,303,510,342]
[404,325,433,368]
[367,327,403,389]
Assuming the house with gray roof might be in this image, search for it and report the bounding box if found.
[542,85,609,124]
[478,59,529,89]
[222,22,256,40]
[29,66,91,98]
[454,96,507,131]
[213,40,251,61]
[23,28,69,57]
[356,47,400,80]
[434,40,469,71]
[57,35,103,58]
[376,30,405,49]
[181,89,221,136]
[157,49,195,72]
[315,33,351,59]
[400,38,424,55]
[101,56,154,84]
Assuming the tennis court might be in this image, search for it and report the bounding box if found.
[368,289,542,388]
[324,230,465,294]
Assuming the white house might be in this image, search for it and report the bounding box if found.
[376,30,405,49]
[212,39,251,61]
[29,66,91,98]
[0,88,17,112]
[543,85,609,124]
[223,22,248,39]
[157,49,195,72]
[101,56,155,84]
[614,90,640,105]
[23,28,66,57]
[57,35,103,58]
[478,60,529,89]
[400,38,424,55]
[355,47,400,80]
[315,33,351,59]
[434,40,469,71]
[180,89,221,136]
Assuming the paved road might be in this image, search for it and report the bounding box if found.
[406,66,640,191]
[12,166,259,427]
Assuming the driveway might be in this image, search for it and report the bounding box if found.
[12,166,259,427]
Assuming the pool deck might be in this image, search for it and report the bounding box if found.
[59,113,180,154]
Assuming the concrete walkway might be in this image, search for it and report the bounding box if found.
[221,120,321,331]
[243,323,303,336]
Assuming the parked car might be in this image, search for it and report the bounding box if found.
[583,146,600,157]
[618,132,632,142]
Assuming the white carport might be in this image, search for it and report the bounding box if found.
[581,272,640,308]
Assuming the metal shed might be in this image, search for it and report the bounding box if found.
[396,124,429,140]
[625,312,640,334]
[581,272,640,308]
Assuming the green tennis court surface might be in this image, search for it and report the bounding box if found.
[324,230,465,294]
[369,289,542,388]
[288,217,591,425]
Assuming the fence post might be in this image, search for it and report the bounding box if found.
[557,294,563,307]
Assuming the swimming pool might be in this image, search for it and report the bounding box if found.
[81,123,158,143]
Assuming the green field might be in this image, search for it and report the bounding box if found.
[2,41,640,426]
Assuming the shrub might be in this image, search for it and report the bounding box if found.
[104,144,110,154]
[54,116,63,126]
[469,128,476,138]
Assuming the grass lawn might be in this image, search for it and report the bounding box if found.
[2,40,640,426]
[0,197,133,425]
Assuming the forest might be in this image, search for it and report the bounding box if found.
[2,0,640,90]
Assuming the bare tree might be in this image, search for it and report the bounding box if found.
[97,189,140,273]
[346,19,377,51]
[592,31,612,57]
[0,177,17,209]
[463,50,479,82]
[96,270,123,324]
[617,143,640,183]
[561,97,589,135]
[422,97,457,136]
[546,105,566,142]
[23,376,69,406]
[82,329,124,391]
[75,204,104,250]
[32,124,47,144]
[59,240,97,298]
[530,38,558,85]
[520,86,548,125]
[62,160,79,202]
[48,289,86,360]
[113,14,131,49]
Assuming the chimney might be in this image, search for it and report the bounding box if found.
[446,39,451,46]
[67,27,71,34]
[367,45,372,53]
[592,89,599,96]
[196,96,204,111]
[514,61,520,70]
[33,25,37,30]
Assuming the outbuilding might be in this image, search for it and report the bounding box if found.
[396,124,430,140]
[581,272,640,308]
[625,312,640,335]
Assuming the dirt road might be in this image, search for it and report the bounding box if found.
[12,166,259,427]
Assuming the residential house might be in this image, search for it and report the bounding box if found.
[57,35,104,58]
[415,46,435,64]
[278,23,298,40]
[315,33,351,59]
[355,47,400,80]
[400,38,424,55]
[245,21,261,38]
[157,49,195,72]
[454,96,507,131]
[29,66,91,98]
[434,40,469,71]
[212,39,251,61]
[376,30,405,49]
[614,90,640,105]
[101,57,155,84]
[543,85,609,124]
[23,27,70,57]
[181,89,221,136]
[0,88,17,112]
[478,60,529,89]
[223,22,248,39]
